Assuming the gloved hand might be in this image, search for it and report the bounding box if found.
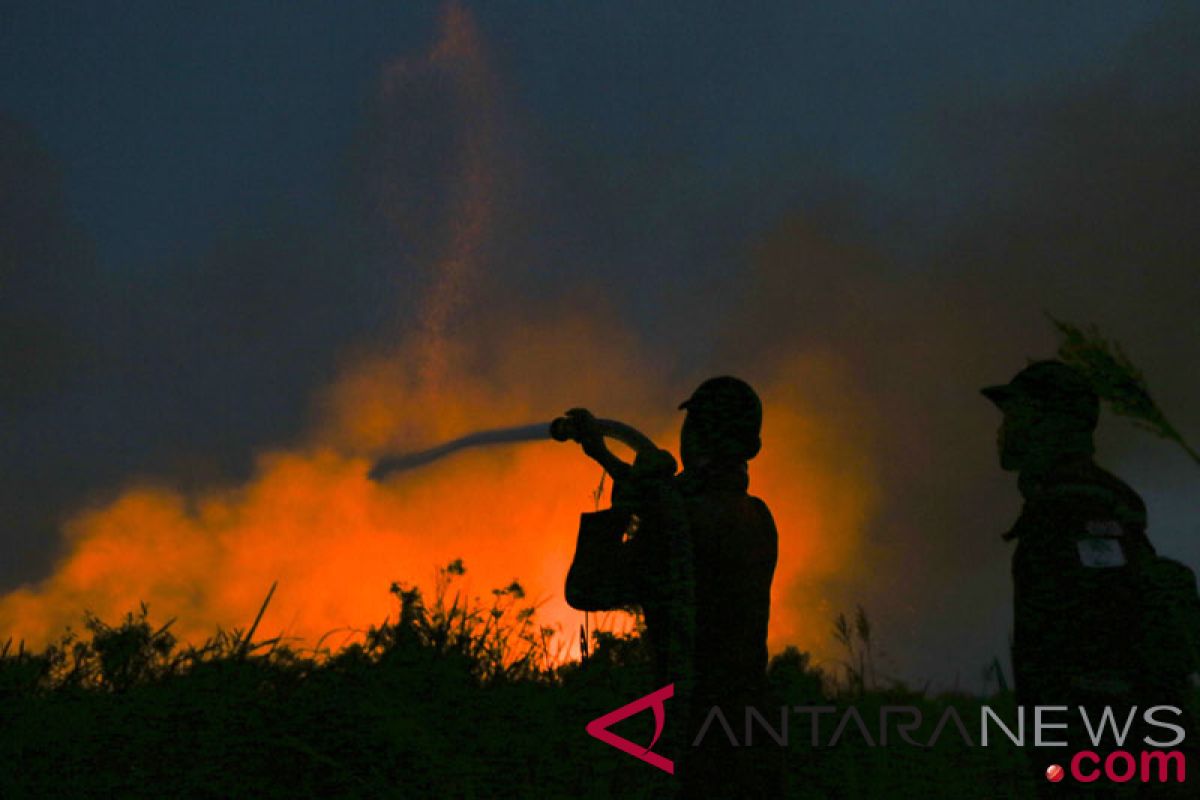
[631,446,677,480]
[562,408,608,461]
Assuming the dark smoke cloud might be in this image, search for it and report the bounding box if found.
[708,4,1200,684]
[3,3,1197,686]
[0,4,528,595]
[0,117,398,588]
[0,115,101,584]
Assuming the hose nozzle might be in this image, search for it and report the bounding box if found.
[548,416,578,443]
[549,415,657,456]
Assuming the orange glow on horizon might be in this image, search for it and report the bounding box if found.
[0,337,876,665]
[0,3,878,669]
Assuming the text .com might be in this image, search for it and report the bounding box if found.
[1051,750,1185,784]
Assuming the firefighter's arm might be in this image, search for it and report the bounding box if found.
[561,408,633,481]
[730,499,778,639]
[565,448,678,611]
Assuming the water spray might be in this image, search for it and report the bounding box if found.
[367,416,657,481]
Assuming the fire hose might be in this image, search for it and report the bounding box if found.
[366,415,658,481]
[365,414,692,701]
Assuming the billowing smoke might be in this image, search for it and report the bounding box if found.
[0,5,875,669]
[2,3,1197,688]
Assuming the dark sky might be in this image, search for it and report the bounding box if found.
[3,1,1198,683]
[0,3,1170,273]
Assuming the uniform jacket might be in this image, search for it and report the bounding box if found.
[1006,454,1154,703]
[566,459,778,703]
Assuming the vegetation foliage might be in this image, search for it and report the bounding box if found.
[1,563,1064,798]
[1051,315,1199,467]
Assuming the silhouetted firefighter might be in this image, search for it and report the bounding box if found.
[561,376,779,797]
[984,360,1199,796]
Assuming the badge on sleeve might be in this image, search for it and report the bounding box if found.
[1077,537,1126,568]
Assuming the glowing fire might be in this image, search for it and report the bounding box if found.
[0,323,874,662]
[0,4,876,665]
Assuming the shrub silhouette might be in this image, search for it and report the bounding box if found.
[0,562,1117,798]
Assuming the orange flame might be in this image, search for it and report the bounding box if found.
[0,4,876,666]
[0,327,875,663]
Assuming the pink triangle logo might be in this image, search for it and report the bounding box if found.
[585,683,675,774]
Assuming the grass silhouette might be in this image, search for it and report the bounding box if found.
[1,561,1162,798]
